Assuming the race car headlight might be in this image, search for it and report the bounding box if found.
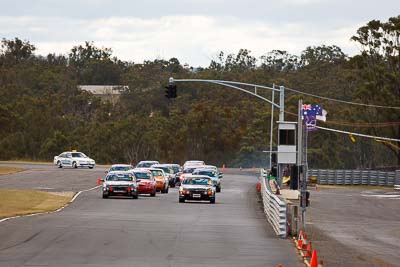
[207,189,213,195]
[181,189,187,195]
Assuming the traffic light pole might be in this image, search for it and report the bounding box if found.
[169,77,284,170]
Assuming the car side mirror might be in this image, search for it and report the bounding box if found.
[105,171,108,174]
[100,179,105,182]
[136,179,141,182]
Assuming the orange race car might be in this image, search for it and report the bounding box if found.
[148,168,169,193]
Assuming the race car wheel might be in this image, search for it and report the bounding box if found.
[165,187,169,194]
[132,193,138,199]
[210,198,215,204]
[150,190,156,197]
[57,161,62,168]
[216,186,221,193]
[72,162,78,168]
[88,166,94,169]
[179,198,185,203]
[102,194,108,199]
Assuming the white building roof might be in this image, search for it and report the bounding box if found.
[78,85,128,95]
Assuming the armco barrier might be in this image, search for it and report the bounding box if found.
[308,169,397,187]
[259,169,287,238]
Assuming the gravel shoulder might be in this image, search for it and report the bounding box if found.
[306,187,400,267]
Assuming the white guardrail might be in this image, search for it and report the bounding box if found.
[259,169,287,238]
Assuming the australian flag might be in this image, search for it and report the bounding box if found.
[302,104,327,122]
[302,104,327,131]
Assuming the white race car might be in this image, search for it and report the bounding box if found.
[54,151,95,169]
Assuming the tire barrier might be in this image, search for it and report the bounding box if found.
[308,169,398,187]
[259,169,287,238]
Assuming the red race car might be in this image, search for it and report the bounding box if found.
[133,169,157,196]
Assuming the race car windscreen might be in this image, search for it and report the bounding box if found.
[110,166,131,172]
[150,170,163,176]
[193,170,217,177]
[72,152,86,158]
[171,166,180,173]
[183,168,196,174]
[182,178,210,185]
[106,174,133,181]
[134,172,152,179]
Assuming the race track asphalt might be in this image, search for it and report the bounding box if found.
[0,165,302,267]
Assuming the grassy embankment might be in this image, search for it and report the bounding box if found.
[0,166,74,219]
[0,190,74,219]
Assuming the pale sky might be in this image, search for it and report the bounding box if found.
[1,0,399,66]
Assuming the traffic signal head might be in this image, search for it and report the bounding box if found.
[165,86,171,98]
[170,84,177,98]
[165,84,177,99]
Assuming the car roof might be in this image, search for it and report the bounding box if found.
[185,175,211,179]
[111,164,132,167]
[203,165,217,169]
[107,171,132,175]
[132,169,152,173]
[194,168,216,172]
[184,160,204,164]
[152,164,170,167]
[138,160,159,163]
[146,168,166,175]
[184,165,201,169]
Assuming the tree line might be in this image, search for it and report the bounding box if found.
[0,16,399,169]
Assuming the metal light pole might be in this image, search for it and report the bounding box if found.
[297,99,308,230]
[269,85,275,169]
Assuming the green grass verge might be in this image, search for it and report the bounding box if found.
[0,189,74,219]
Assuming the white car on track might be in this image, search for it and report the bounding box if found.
[183,160,205,169]
[54,151,95,169]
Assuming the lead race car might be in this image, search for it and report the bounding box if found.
[101,171,138,199]
[179,175,216,204]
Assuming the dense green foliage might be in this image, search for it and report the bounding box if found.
[0,17,399,169]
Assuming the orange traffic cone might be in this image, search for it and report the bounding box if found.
[309,250,318,267]
[222,164,225,171]
[97,178,101,185]
[277,264,282,267]
[297,231,304,248]
[302,235,308,250]
[257,182,261,191]
[304,241,312,258]
[298,230,303,239]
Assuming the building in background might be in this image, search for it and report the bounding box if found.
[78,85,128,105]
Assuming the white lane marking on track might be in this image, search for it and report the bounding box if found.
[0,185,101,223]
[361,194,400,199]
[33,187,55,190]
